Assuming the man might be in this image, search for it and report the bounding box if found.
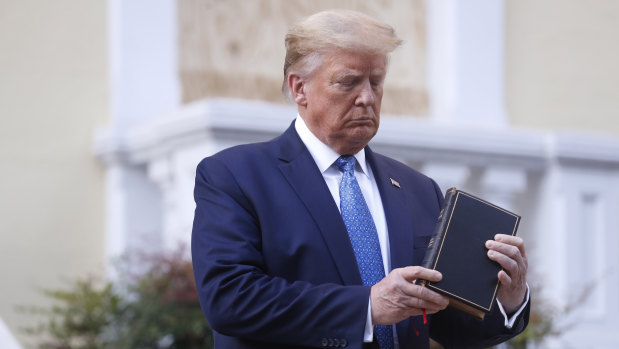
[192,9,529,349]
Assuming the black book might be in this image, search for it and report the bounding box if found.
[416,188,521,320]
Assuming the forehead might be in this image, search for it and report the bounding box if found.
[320,49,387,76]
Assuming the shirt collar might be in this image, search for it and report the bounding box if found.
[294,115,370,176]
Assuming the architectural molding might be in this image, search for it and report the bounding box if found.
[96,98,558,170]
[552,132,619,166]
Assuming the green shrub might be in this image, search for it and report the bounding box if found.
[23,250,212,349]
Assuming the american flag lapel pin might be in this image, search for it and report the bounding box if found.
[390,178,401,188]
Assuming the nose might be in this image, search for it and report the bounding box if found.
[355,80,376,107]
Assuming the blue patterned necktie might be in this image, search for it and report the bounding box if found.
[335,156,394,349]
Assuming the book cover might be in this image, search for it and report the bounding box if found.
[416,188,521,320]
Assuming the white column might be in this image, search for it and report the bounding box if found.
[148,156,182,252]
[102,0,180,268]
[103,161,163,266]
[108,0,180,126]
[426,0,507,127]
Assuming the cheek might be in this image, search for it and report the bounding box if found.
[323,97,353,119]
[374,89,383,105]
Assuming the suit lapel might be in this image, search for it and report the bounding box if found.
[366,148,416,272]
[367,148,429,347]
[276,124,363,286]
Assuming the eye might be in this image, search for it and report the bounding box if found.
[336,77,357,87]
[370,73,385,88]
[370,79,383,89]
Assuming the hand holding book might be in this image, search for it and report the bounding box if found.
[369,266,449,325]
[486,234,528,315]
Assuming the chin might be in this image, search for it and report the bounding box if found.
[344,135,375,154]
[350,128,377,143]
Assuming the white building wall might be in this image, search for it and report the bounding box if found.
[506,0,619,135]
[0,1,108,345]
[103,0,181,266]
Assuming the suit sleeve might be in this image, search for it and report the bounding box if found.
[191,157,369,348]
[429,299,530,348]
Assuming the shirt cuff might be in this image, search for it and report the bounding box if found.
[496,283,530,329]
[364,297,374,342]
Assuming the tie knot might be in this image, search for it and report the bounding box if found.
[335,156,356,175]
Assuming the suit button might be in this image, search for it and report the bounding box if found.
[328,338,334,346]
[321,338,328,346]
[340,338,347,347]
[333,338,340,347]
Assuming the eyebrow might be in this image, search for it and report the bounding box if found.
[332,70,362,81]
[371,70,386,79]
[332,69,385,81]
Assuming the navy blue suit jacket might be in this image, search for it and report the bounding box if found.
[192,123,528,348]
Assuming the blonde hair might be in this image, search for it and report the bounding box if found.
[282,9,402,99]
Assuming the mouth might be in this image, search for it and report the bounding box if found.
[350,113,374,121]
[348,118,374,126]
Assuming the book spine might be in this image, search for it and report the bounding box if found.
[416,187,458,286]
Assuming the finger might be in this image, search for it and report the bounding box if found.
[397,281,450,308]
[494,234,522,245]
[487,238,529,278]
[485,240,523,264]
[400,292,449,312]
[411,301,448,315]
[494,234,527,258]
[487,249,519,273]
[497,269,512,286]
[415,285,450,308]
[370,274,449,324]
[399,266,442,283]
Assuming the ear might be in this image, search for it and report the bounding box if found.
[288,73,308,107]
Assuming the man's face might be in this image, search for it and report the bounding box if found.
[298,49,387,155]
